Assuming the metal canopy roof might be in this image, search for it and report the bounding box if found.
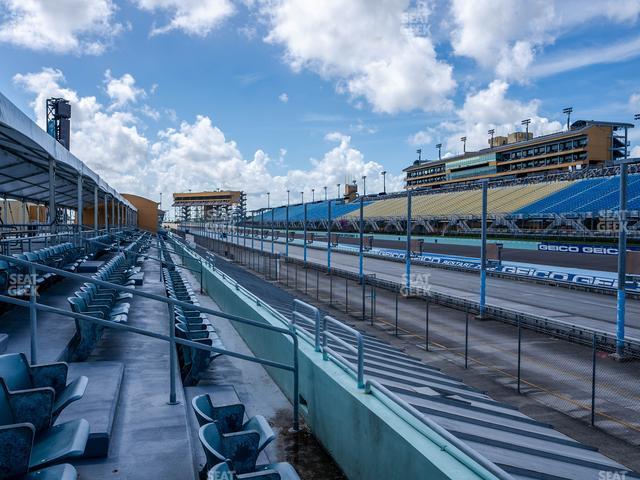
[0,92,136,211]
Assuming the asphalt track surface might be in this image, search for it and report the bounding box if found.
[217,234,640,340]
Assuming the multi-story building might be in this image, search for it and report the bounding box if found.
[404,120,633,190]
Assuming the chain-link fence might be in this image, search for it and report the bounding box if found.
[186,231,640,446]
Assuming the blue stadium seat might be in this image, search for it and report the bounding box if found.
[198,422,261,474]
[192,394,275,453]
[0,353,88,419]
[0,380,89,470]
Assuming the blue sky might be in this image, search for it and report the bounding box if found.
[1,0,640,211]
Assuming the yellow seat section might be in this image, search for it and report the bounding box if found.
[339,181,573,219]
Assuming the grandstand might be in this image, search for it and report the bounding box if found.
[248,171,640,237]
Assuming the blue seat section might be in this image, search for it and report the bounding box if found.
[0,380,89,472]
[516,174,640,215]
[256,200,367,222]
[192,394,275,453]
[159,237,223,385]
[0,354,88,419]
[0,243,88,298]
[191,392,300,478]
[67,232,150,361]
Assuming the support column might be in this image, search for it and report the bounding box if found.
[479,179,488,318]
[77,175,83,244]
[111,198,115,233]
[105,195,109,233]
[48,158,56,233]
[94,186,98,232]
[616,162,627,357]
[405,190,412,293]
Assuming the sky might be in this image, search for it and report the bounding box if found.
[1,0,640,214]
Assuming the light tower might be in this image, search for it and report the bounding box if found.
[436,143,442,161]
[488,129,495,147]
[46,98,71,149]
[460,136,467,153]
[563,107,573,130]
[521,118,531,137]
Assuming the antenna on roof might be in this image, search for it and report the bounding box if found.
[416,148,422,162]
[435,143,442,161]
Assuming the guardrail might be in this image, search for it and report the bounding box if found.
[322,315,365,389]
[291,299,321,351]
[0,250,301,431]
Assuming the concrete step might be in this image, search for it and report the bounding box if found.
[56,361,125,458]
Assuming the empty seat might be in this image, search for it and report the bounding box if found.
[0,423,78,479]
[0,353,88,418]
[0,381,89,470]
[192,394,275,453]
[198,422,261,474]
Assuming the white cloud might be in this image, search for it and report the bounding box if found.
[630,92,640,112]
[278,92,289,103]
[0,0,121,54]
[408,129,432,146]
[104,70,146,108]
[135,0,235,36]
[450,0,640,82]
[261,0,455,113]
[13,68,149,192]
[436,80,562,155]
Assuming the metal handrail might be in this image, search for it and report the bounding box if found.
[321,315,364,389]
[0,251,301,431]
[364,379,513,480]
[291,299,321,351]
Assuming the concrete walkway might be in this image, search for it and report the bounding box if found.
[75,248,196,479]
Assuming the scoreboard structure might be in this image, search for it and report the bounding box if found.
[172,191,244,222]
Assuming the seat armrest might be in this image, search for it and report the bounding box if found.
[9,387,55,433]
[53,376,88,416]
[0,423,35,478]
[31,362,68,394]
[243,416,275,452]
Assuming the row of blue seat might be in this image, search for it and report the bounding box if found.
[256,200,366,223]
[192,393,300,479]
[0,353,90,479]
[159,238,223,385]
[0,243,87,298]
[67,233,149,362]
[517,174,640,215]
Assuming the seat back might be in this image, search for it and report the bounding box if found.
[0,381,15,426]
[0,353,32,391]
[199,422,225,467]
[192,394,214,426]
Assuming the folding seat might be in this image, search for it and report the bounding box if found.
[209,460,300,480]
[198,422,261,474]
[0,423,78,479]
[0,353,87,419]
[73,293,128,322]
[0,381,89,470]
[192,394,274,453]
[76,288,130,316]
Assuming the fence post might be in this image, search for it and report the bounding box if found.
[361,276,366,322]
[395,287,399,336]
[425,295,430,352]
[29,264,38,364]
[517,317,522,394]
[591,333,597,426]
[316,269,319,301]
[345,276,349,314]
[464,307,469,369]
[329,269,333,305]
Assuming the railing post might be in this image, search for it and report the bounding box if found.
[29,264,38,364]
[168,306,179,405]
[425,294,430,352]
[314,308,321,352]
[464,307,469,369]
[517,317,522,393]
[291,325,300,432]
[395,287,399,336]
[591,333,597,426]
[356,333,364,389]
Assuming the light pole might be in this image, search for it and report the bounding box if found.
[436,143,442,161]
[460,136,467,153]
[381,171,387,194]
[521,118,531,138]
[337,183,341,200]
[324,186,327,201]
[267,191,270,209]
[488,129,495,147]
[301,191,304,204]
[312,188,315,202]
[362,175,367,196]
[563,107,573,131]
